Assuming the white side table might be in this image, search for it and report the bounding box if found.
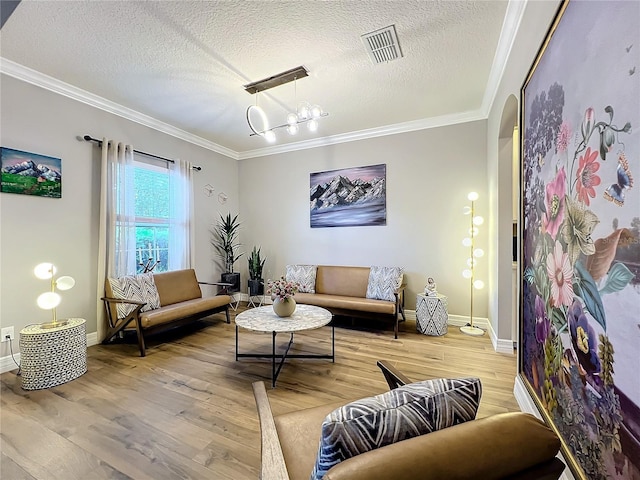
[19,318,87,390]
[416,294,448,336]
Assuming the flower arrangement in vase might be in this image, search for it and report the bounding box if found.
[267,276,300,317]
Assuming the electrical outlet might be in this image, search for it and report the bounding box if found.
[1,326,15,342]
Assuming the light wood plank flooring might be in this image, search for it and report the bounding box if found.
[1,306,519,480]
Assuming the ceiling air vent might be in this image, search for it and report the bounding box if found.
[361,24,403,65]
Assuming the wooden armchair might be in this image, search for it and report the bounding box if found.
[252,361,566,480]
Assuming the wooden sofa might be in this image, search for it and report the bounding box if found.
[253,361,566,480]
[102,269,232,356]
[293,266,406,338]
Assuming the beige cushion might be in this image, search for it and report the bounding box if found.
[314,266,370,297]
[274,401,345,480]
[295,293,395,314]
[138,295,231,328]
[153,269,202,306]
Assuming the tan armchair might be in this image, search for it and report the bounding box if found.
[252,361,565,480]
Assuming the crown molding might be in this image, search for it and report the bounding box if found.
[0,58,238,160]
[2,0,524,164]
[480,0,528,117]
[238,109,486,159]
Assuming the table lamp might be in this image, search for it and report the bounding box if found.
[34,262,75,329]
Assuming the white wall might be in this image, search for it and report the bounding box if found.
[238,120,488,316]
[487,0,562,344]
[0,75,238,358]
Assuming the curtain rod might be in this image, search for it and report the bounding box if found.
[82,135,202,171]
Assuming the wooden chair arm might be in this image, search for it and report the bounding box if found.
[377,360,412,389]
[198,281,232,287]
[252,381,290,480]
[101,296,146,306]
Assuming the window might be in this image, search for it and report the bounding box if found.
[110,147,192,277]
[133,158,170,272]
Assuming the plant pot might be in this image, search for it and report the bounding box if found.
[221,272,240,293]
[248,278,264,296]
[273,297,296,317]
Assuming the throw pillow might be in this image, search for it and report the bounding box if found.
[108,273,161,319]
[366,265,404,302]
[285,264,318,293]
[310,377,482,480]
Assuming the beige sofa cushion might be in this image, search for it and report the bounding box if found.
[315,266,370,297]
[295,293,395,315]
[274,401,345,480]
[139,295,231,328]
[153,269,202,306]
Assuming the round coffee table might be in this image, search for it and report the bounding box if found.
[235,304,334,387]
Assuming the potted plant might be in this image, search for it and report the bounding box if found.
[248,246,266,296]
[211,213,244,292]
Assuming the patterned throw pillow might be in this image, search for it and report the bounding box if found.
[107,273,161,319]
[285,264,318,293]
[309,377,482,480]
[366,265,404,301]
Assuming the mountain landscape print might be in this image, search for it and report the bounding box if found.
[310,164,386,228]
[1,147,62,198]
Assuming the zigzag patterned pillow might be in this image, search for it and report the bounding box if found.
[366,265,404,301]
[285,264,317,293]
[108,273,161,319]
[310,377,482,480]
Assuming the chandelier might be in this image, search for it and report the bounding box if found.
[244,66,328,143]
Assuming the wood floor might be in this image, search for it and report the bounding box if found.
[1,306,519,480]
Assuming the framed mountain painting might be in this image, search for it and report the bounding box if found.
[1,147,62,198]
[310,164,386,228]
[519,1,639,479]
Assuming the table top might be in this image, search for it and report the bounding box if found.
[417,293,447,300]
[235,304,332,333]
[20,318,86,335]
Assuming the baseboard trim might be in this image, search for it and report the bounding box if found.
[0,351,20,374]
[1,331,99,374]
[494,338,516,354]
[87,331,99,347]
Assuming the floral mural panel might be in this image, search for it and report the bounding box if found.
[520,1,639,479]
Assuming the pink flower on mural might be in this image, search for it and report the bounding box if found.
[544,168,566,238]
[576,147,601,205]
[556,122,571,153]
[546,241,574,308]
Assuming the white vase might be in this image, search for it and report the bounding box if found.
[273,297,296,317]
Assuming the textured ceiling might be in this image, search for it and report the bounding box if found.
[0,0,510,157]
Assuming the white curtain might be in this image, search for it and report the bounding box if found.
[168,159,194,270]
[96,139,136,341]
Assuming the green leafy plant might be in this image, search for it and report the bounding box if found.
[211,213,243,273]
[248,246,266,280]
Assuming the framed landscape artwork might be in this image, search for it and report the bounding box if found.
[310,164,386,228]
[0,147,62,198]
[519,1,639,479]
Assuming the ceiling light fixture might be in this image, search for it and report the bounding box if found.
[243,66,328,143]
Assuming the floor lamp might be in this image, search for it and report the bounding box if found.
[461,192,485,336]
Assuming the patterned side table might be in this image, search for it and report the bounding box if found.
[19,318,87,390]
[416,294,448,336]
